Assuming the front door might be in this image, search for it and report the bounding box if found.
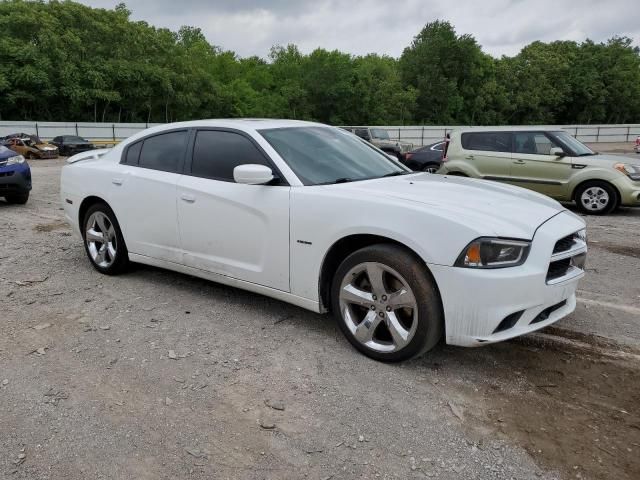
[176,129,290,292]
[511,132,573,198]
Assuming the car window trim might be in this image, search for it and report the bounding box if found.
[120,128,189,174]
[184,127,289,186]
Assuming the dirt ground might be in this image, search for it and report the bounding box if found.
[1,158,639,480]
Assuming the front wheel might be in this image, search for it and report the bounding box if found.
[422,163,440,174]
[574,181,617,215]
[82,202,129,274]
[331,244,443,362]
[5,193,29,204]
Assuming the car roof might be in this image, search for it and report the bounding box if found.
[451,126,564,133]
[157,118,325,130]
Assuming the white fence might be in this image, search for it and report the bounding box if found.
[1,120,639,147]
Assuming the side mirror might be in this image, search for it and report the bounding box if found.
[233,164,275,185]
[550,147,565,158]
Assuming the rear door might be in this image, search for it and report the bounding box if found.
[459,132,513,179]
[109,129,188,263]
[511,132,572,198]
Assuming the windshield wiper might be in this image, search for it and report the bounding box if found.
[332,177,353,184]
[382,171,412,178]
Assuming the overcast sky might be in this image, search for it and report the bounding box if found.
[78,0,639,58]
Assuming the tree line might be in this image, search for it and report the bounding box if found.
[1,0,639,125]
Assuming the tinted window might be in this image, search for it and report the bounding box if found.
[124,141,142,165]
[53,136,61,143]
[191,130,270,181]
[354,129,370,139]
[461,132,511,153]
[138,131,187,172]
[514,132,559,155]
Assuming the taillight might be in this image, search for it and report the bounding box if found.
[405,153,413,160]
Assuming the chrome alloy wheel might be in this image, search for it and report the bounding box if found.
[423,166,439,174]
[338,262,419,353]
[85,211,117,268]
[580,186,610,212]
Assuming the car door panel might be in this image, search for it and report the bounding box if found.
[460,132,513,180]
[176,177,290,291]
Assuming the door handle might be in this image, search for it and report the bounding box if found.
[513,160,526,165]
[465,155,474,160]
[112,178,123,186]
[180,193,196,203]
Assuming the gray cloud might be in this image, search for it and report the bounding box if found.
[79,0,640,58]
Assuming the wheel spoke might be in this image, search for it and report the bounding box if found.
[106,225,116,242]
[387,287,416,310]
[86,228,104,243]
[366,263,387,297]
[107,241,117,260]
[95,213,108,233]
[354,311,383,344]
[341,284,374,307]
[386,311,410,349]
[95,247,106,265]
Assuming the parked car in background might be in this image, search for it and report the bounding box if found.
[440,127,640,215]
[403,141,446,173]
[62,119,587,362]
[51,135,95,156]
[0,145,31,204]
[3,135,58,159]
[634,136,639,154]
[343,127,413,160]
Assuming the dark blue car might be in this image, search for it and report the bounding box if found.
[0,145,31,204]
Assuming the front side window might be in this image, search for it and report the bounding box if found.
[191,130,270,182]
[461,132,511,153]
[259,126,408,185]
[137,131,187,173]
[514,132,559,155]
[370,129,390,140]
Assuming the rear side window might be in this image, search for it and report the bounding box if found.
[124,141,142,165]
[354,129,370,139]
[138,131,187,173]
[191,130,270,182]
[461,132,511,153]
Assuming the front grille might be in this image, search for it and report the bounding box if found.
[553,234,575,254]
[546,258,572,282]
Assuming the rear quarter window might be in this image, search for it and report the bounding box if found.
[461,132,512,153]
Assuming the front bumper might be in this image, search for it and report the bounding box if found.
[612,176,640,207]
[0,162,32,196]
[429,211,586,347]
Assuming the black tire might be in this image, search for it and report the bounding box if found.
[574,181,618,215]
[5,193,29,204]
[331,244,443,362]
[82,202,129,275]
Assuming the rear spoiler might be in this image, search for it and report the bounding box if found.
[66,148,111,164]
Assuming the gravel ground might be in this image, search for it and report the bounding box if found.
[1,159,639,480]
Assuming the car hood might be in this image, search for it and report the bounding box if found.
[340,173,567,239]
[575,153,640,168]
[0,146,18,160]
[35,143,57,151]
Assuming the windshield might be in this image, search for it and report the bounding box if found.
[551,131,595,156]
[66,136,87,142]
[370,129,390,140]
[259,127,409,185]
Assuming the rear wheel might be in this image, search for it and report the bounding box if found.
[422,163,440,174]
[575,181,617,215]
[331,244,443,362]
[82,202,129,274]
[5,193,29,204]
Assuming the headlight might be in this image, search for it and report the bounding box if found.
[614,163,640,181]
[6,155,25,165]
[455,238,531,268]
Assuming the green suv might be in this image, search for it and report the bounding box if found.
[440,127,640,214]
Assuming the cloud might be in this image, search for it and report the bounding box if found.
[78,0,640,58]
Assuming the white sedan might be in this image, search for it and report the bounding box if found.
[61,120,587,362]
